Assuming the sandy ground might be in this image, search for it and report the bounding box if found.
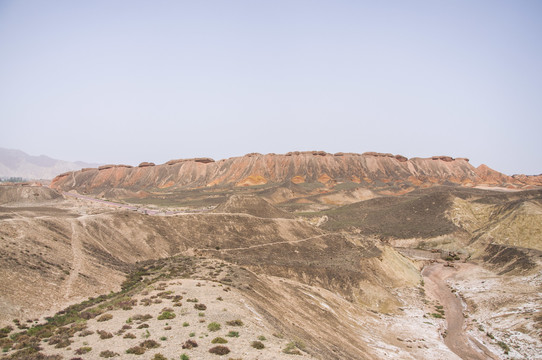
[39,279,315,359]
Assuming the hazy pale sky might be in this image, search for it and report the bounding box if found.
[1,0,541,175]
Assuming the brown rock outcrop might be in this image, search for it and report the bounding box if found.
[431,156,454,162]
[166,157,215,165]
[138,162,155,168]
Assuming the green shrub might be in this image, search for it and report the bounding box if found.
[0,326,13,335]
[183,322,190,327]
[226,331,239,338]
[180,354,190,360]
[211,337,228,344]
[209,345,230,355]
[157,311,176,320]
[153,354,167,360]
[257,335,266,341]
[207,322,221,332]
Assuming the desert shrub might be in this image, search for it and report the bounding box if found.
[189,332,195,337]
[54,337,72,348]
[186,298,198,303]
[180,354,190,360]
[209,345,230,355]
[211,337,228,344]
[497,341,510,354]
[226,320,243,326]
[152,354,167,360]
[157,291,173,298]
[126,346,145,355]
[74,346,92,354]
[164,326,172,330]
[98,330,113,339]
[157,311,176,320]
[140,339,160,349]
[122,324,132,330]
[137,323,149,329]
[183,322,190,327]
[251,340,265,349]
[0,326,13,335]
[140,299,152,306]
[48,334,69,346]
[0,337,13,349]
[283,341,303,355]
[78,329,94,337]
[160,336,167,341]
[226,331,239,338]
[132,314,152,322]
[123,332,136,339]
[257,335,266,341]
[100,349,119,357]
[194,304,207,310]
[182,339,198,349]
[97,314,113,322]
[207,322,221,332]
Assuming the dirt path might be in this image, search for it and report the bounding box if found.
[200,233,332,252]
[64,220,84,300]
[422,263,499,360]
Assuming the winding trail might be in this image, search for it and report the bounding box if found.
[64,220,84,300]
[200,233,334,252]
[422,263,499,360]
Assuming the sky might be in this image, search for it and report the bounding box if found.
[0,1,541,175]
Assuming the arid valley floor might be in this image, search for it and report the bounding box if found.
[0,152,541,360]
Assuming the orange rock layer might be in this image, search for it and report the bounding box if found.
[50,151,539,193]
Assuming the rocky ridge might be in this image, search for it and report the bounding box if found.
[50,151,541,195]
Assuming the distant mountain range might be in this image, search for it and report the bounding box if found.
[0,148,100,180]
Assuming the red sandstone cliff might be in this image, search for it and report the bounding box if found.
[50,151,538,194]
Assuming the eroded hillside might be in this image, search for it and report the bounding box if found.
[1,181,541,359]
